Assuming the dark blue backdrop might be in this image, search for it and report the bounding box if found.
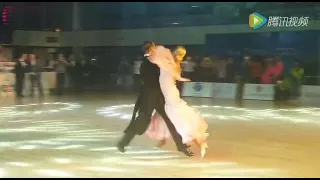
[206,30,319,74]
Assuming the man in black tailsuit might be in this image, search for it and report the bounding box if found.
[117,41,194,157]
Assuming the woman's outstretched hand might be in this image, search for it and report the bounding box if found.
[178,77,191,82]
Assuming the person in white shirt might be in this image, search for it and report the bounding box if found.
[55,54,70,95]
[217,57,227,83]
[181,56,196,80]
[132,56,143,91]
[28,54,44,97]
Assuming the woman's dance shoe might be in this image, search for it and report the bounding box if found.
[156,139,167,148]
[200,142,209,158]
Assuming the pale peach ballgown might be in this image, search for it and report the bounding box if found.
[145,46,209,157]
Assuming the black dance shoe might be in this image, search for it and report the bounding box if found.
[178,147,195,157]
[116,142,125,153]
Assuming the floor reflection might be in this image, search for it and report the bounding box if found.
[0,94,319,177]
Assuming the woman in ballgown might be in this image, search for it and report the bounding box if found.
[145,46,209,158]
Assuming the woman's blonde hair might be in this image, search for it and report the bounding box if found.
[173,46,186,74]
[174,46,186,57]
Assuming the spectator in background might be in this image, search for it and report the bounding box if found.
[261,57,274,84]
[47,54,54,67]
[210,55,219,82]
[46,54,56,71]
[274,76,291,104]
[82,60,91,89]
[274,60,304,104]
[273,56,284,83]
[89,58,105,88]
[28,54,44,97]
[84,59,95,87]
[194,55,201,64]
[304,58,318,85]
[0,45,4,62]
[197,56,214,82]
[67,54,76,89]
[225,57,236,83]
[290,60,304,101]
[74,59,85,93]
[235,55,251,105]
[132,56,143,92]
[216,57,227,83]
[0,48,3,71]
[251,57,264,84]
[117,56,131,90]
[14,54,28,97]
[261,56,284,84]
[55,54,70,95]
[181,56,196,80]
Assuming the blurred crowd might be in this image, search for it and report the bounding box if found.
[117,53,305,102]
[0,45,313,102]
[117,53,305,85]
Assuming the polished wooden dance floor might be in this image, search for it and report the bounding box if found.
[0,93,319,178]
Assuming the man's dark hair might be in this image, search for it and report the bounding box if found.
[142,41,154,53]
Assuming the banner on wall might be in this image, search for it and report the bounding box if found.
[182,82,320,102]
[243,84,274,101]
[182,82,213,98]
[212,83,237,99]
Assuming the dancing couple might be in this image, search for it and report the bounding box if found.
[117,41,208,157]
